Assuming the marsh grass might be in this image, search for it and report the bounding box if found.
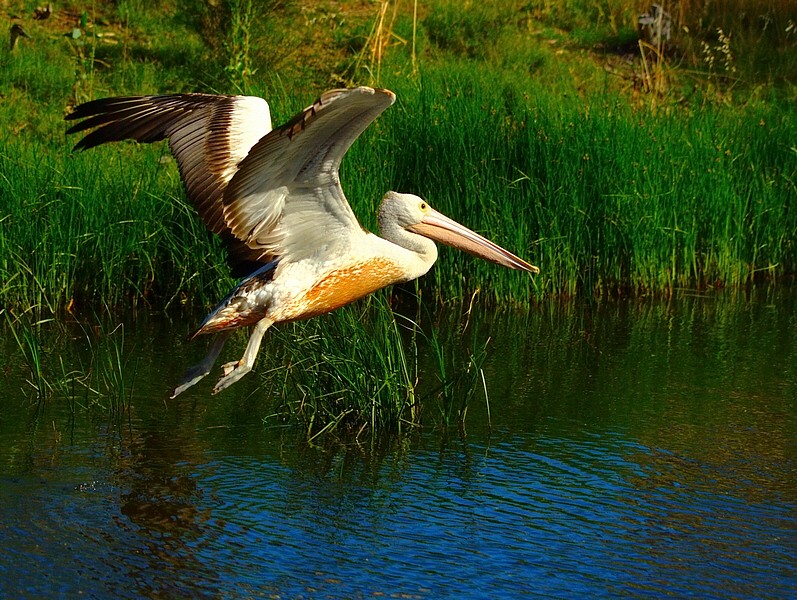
[418,310,491,430]
[266,294,417,438]
[2,294,492,436]
[5,313,51,398]
[378,65,795,297]
[2,0,795,314]
[0,141,233,312]
[90,318,137,414]
[256,292,497,438]
[4,309,136,414]
[2,66,794,312]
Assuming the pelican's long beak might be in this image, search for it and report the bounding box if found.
[408,209,540,273]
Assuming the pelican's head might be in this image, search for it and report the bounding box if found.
[378,191,539,273]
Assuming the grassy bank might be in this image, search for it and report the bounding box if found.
[2,1,794,314]
[1,0,795,433]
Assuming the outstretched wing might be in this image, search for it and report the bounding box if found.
[223,87,396,266]
[66,93,272,273]
[66,87,396,273]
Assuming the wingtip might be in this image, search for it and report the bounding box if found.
[361,86,396,105]
[376,88,397,103]
[321,86,395,106]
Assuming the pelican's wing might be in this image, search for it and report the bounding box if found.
[66,93,272,272]
[223,87,396,265]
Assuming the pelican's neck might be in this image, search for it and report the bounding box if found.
[378,219,439,282]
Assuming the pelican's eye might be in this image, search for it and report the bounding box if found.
[419,201,428,211]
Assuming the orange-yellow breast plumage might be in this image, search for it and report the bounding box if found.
[193,257,409,337]
[294,258,406,320]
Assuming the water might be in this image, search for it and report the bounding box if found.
[1,288,795,598]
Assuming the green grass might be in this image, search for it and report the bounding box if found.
[281,296,493,438]
[2,295,491,437]
[0,140,233,311]
[372,64,796,298]
[3,307,135,415]
[2,1,794,314]
[267,294,419,438]
[2,52,795,311]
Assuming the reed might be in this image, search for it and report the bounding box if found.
[4,308,137,413]
[5,312,51,398]
[260,293,415,439]
[371,73,793,299]
[255,291,498,438]
[414,307,491,430]
[2,85,794,315]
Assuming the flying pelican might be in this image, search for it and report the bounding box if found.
[66,87,539,397]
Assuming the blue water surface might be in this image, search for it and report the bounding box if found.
[1,289,795,598]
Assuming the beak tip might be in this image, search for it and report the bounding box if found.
[517,260,540,274]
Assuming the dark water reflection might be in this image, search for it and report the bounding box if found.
[1,288,795,598]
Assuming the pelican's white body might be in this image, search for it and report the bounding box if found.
[197,192,439,333]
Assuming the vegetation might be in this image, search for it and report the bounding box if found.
[3,295,491,438]
[1,0,796,433]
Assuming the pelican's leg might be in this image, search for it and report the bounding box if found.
[213,317,273,394]
[171,332,231,398]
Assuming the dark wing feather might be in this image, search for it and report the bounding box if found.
[66,93,272,274]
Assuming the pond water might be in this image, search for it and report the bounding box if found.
[1,288,795,598]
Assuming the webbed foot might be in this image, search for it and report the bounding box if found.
[213,360,252,394]
[170,333,230,398]
[171,364,212,398]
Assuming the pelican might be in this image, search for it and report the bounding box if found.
[66,87,539,397]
